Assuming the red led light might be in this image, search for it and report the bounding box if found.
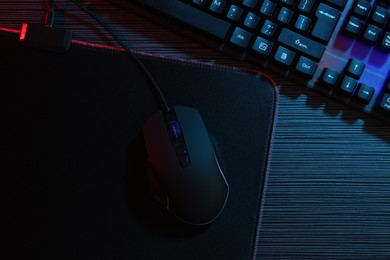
[0,26,21,34]
[71,39,124,52]
[19,23,28,41]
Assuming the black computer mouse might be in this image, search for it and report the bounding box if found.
[142,106,229,226]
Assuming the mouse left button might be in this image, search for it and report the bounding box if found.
[146,159,168,208]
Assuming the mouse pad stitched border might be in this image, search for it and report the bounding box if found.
[0,31,278,260]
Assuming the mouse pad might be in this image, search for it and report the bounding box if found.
[0,31,278,260]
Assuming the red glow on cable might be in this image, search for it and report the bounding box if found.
[0,26,21,34]
[19,23,28,41]
[71,39,125,52]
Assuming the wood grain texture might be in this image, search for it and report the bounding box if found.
[1,1,389,259]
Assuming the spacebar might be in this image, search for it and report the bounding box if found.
[139,0,230,40]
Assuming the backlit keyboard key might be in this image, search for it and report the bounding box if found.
[210,0,226,14]
[296,56,318,77]
[252,36,274,56]
[274,46,295,66]
[357,83,375,103]
[381,32,390,51]
[242,0,258,9]
[325,0,347,9]
[278,28,325,60]
[281,0,295,6]
[230,27,252,48]
[298,0,316,13]
[345,16,364,35]
[353,0,371,17]
[295,14,311,32]
[277,7,294,24]
[371,6,388,25]
[321,68,339,86]
[226,5,243,21]
[259,0,276,17]
[364,24,381,43]
[340,76,357,94]
[244,12,260,29]
[261,20,278,37]
[192,0,207,6]
[312,3,341,42]
[346,58,365,79]
[379,93,390,112]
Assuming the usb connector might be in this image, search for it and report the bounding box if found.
[19,23,72,53]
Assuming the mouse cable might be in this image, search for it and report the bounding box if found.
[44,0,56,27]
[69,0,172,114]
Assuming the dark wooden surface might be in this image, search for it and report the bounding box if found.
[2,1,390,259]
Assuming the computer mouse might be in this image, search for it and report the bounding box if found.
[142,106,229,226]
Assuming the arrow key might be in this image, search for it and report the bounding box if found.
[356,83,375,103]
[346,58,365,79]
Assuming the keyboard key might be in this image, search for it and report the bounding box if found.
[278,28,325,60]
[345,16,364,35]
[226,5,243,22]
[244,12,260,29]
[356,83,375,103]
[295,14,311,32]
[386,79,390,92]
[312,3,341,42]
[379,93,390,112]
[321,68,339,86]
[363,24,381,43]
[259,0,276,17]
[298,0,315,13]
[143,0,231,40]
[252,36,274,56]
[339,75,357,94]
[242,0,258,9]
[192,0,207,6]
[381,32,390,51]
[325,0,347,9]
[371,6,388,25]
[281,0,295,6]
[296,56,318,77]
[274,46,295,66]
[353,0,371,17]
[210,0,226,14]
[261,20,278,37]
[346,58,365,79]
[230,27,252,48]
[277,7,294,24]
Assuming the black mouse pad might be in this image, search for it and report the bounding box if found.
[0,30,278,260]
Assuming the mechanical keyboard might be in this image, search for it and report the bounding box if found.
[113,0,390,124]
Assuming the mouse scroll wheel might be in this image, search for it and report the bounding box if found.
[167,120,191,167]
[167,120,183,143]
